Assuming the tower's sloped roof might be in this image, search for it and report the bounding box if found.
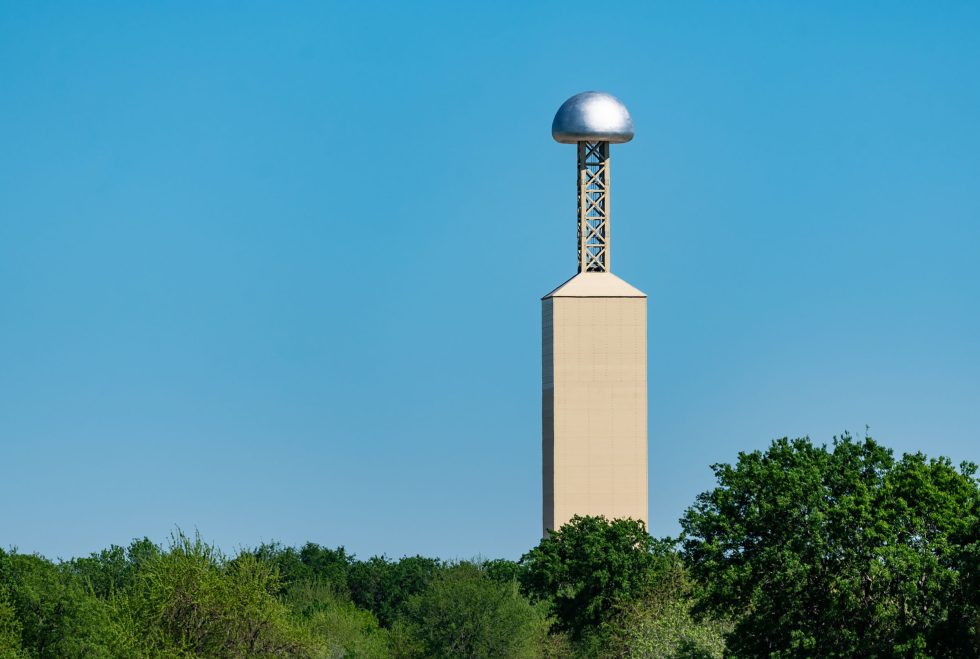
[543,272,646,299]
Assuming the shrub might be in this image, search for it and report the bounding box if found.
[394,562,549,658]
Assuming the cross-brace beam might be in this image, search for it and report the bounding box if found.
[577,141,610,272]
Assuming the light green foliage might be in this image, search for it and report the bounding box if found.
[520,515,659,639]
[606,598,727,659]
[394,562,550,658]
[282,578,390,658]
[0,584,26,658]
[601,554,730,658]
[681,435,980,657]
[132,531,316,657]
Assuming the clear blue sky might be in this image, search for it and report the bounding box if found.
[2,2,978,561]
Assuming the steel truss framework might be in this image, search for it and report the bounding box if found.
[577,141,610,272]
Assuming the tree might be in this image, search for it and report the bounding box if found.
[481,558,521,585]
[961,514,980,654]
[519,515,660,639]
[0,549,146,657]
[133,531,317,657]
[251,541,353,596]
[347,555,441,628]
[64,538,159,599]
[680,435,980,657]
[0,583,26,658]
[601,553,730,659]
[393,562,549,658]
[282,578,390,658]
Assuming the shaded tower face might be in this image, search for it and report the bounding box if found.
[542,92,648,535]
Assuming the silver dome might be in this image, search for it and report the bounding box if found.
[552,91,634,144]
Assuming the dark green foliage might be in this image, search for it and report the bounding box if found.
[0,549,145,657]
[347,555,442,628]
[393,562,550,658]
[481,558,522,584]
[251,541,353,595]
[962,515,980,652]
[681,435,980,657]
[520,515,660,639]
[248,543,441,629]
[0,551,63,655]
[64,538,159,599]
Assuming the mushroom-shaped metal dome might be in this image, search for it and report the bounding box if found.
[552,91,634,144]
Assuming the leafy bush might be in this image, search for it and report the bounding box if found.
[601,553,730,658]
[132,531,316,657]
[282,578,390,658]
[393,562,549,658]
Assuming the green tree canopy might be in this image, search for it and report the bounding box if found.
[250,541,354,595]
[63,538,159,600]
[132,531,317,657]
[680,435,980,657]
[601,552,730,659]
[519,515,660,639]
[0,549,146,657]
[393,562,549,658]
[347,555,442,628]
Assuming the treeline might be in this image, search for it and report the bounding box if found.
[2,434,979,657]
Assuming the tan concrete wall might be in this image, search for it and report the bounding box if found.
[542,294,647,534]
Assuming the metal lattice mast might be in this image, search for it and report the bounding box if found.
[552,91,632,274]
[577,141,610,272]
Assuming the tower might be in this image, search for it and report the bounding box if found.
[542,92,648,535]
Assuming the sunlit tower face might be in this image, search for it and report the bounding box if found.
[542,92,648,536]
